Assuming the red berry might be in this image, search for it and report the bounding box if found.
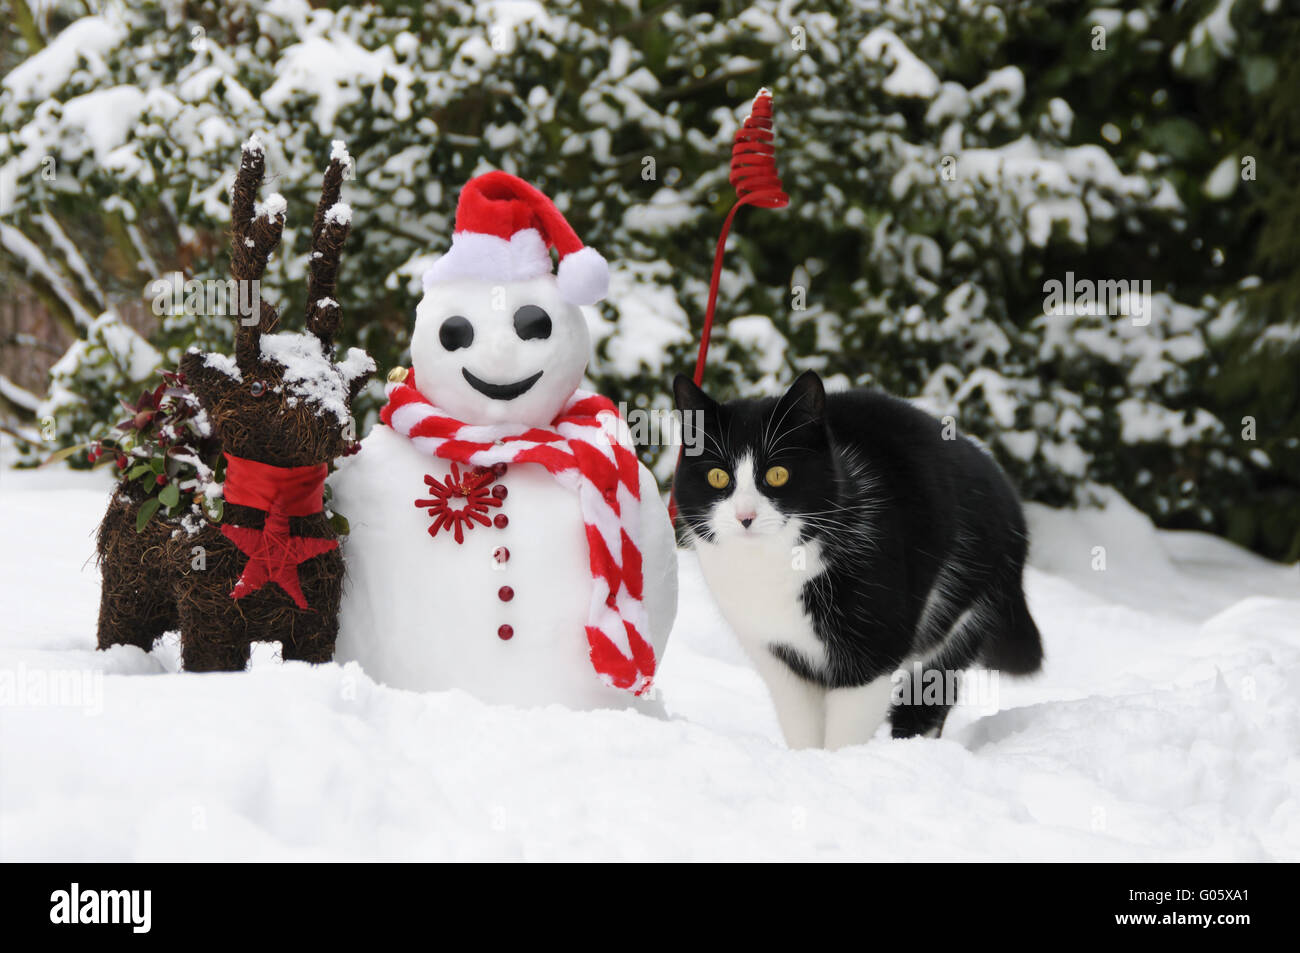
[156,474,166,486]
[116,455,128,469]
[492,485,507,500]
[497,624,514,641]
[498,586,514,602]
[493,514,508,529]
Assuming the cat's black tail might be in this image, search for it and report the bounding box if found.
[982,589,1043,675]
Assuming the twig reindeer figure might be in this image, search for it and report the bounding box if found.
[96,137,374,671]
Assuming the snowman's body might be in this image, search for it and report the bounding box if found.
[333,424,676,710]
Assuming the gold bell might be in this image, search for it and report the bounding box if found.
[387,366,409,384]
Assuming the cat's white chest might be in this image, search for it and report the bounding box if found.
[693,525,828,673]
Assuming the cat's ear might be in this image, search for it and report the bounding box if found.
[673,373,718,414]
[778,370,826,421]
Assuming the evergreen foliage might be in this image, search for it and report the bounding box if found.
[1,0,1294,557]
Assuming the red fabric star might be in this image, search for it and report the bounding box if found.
[222,501,338,609]
[414,462,502,544]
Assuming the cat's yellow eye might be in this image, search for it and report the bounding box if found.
[706,468,731,490]
[765,465,790,487]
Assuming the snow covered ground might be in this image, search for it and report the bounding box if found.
[1,438,1296,861]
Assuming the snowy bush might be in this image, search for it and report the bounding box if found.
[1,0,1295,558]
[42,312,161,454]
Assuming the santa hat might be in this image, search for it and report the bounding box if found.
[422,171,609,306]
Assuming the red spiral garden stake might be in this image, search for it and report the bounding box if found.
[671,88,790,524]
[692,87,791,385]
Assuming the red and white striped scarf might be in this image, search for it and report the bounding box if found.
[381,375,656,695]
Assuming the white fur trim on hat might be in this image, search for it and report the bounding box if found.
[422,228,551,289]
[556,246,609,305]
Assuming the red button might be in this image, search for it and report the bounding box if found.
[498,586,514,602]
[497,624,513,640]
[493,547,509,563]
[494,514,508,529]
[492,485,507,500]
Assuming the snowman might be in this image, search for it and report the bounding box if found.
[331,172,677,710]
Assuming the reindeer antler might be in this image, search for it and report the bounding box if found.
[230,136,286,371]
[304,141,353,351]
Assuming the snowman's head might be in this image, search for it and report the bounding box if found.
[408,171,609,427]
[410,275,591,426]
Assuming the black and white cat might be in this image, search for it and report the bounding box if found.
[673,370,1043,749]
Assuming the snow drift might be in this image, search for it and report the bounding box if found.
[0,444,1296,861]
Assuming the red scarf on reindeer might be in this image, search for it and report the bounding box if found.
[381,374,656,695]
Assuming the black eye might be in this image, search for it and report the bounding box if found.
[513,305,551,341]
[439,315,474,351]
[249,380,266,397]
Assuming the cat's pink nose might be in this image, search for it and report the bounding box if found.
[736,510,755,529]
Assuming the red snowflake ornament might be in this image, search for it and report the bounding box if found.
[415,462,504,544]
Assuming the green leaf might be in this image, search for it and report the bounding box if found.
[1148,118,1208,163]
[158,482,180,508]
[328,512,350,536]
[1178,39,1219,81]
[39,443,91,467]
[128,464,153,480]
[135,497,161,533]
[1242,56,1277,95]
[150,457,164,474]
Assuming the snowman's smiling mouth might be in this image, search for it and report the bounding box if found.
[462,368,544,401]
